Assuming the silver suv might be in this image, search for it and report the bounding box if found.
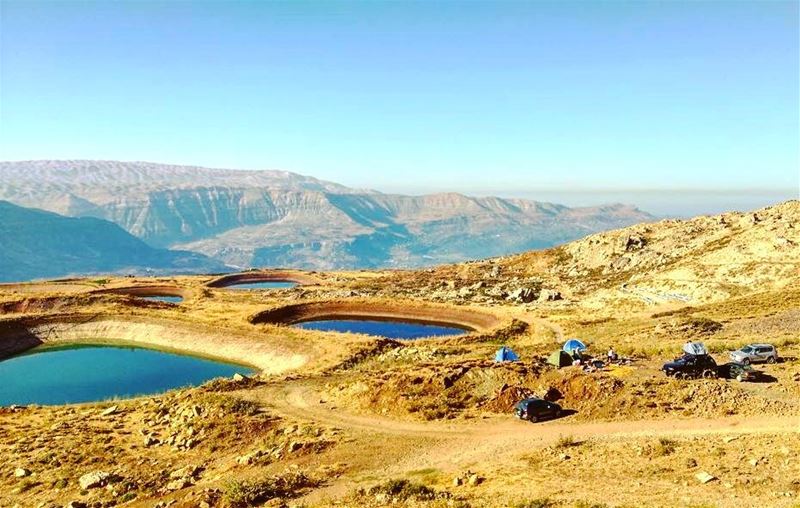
[730,344,778,365]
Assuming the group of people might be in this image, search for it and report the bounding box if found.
[570,346,621,370]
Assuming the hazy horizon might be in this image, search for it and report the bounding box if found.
[0,157,797,218]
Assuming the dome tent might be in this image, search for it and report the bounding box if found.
[562,338,587,353]
[548,350,573,368]
[494,345,520,362]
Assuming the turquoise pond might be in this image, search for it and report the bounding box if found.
[140,295,183,303]
[294,319,468,340]
[0,345,253,406]
[226,281,297,290]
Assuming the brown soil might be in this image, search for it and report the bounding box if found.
[92,284,191,300]
[207,270,324,288]
[249,299,503,331]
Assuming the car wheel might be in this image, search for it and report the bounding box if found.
[554,409,562,419]
[529,415,538,423]
[742,358,750,365]
[767,356,776,364]
[674,372,685,380]
[736,374,743,382]
[702,369,717,379]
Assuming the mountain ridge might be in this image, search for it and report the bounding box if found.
[0,160,655,269]
[0,200,226,282]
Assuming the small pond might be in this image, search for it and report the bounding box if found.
[226,281,297,290]
[140,295,183,304]
[0,344,253,406]
[294,319,468,340]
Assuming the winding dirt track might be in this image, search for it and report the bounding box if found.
[258,380,799,442]
[246,378,799,502]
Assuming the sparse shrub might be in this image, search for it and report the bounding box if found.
[223,471,318,507]
[653,438,676,456]
[553,435,580,449]
[476,319,529,344]
[203,394,260,416]
[514,499,557,508]
[681,317,723,335]
[203,376,260,393]
[574,502,609,508]
[119,492,137,502]
[16,479,41,494]
[366,479,438,501]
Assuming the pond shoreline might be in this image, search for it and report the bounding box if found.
[0,316,306,373]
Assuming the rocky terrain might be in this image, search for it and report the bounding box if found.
[0,201,798,507]
[355,200,800,308]
[0,161,653,270]
[0,201,225,282]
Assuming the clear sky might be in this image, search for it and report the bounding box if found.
[0,1,797,214]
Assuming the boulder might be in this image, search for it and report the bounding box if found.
[695,471,717,484]
[507,287,537,303]
[78,471,110,490]
[538,289,562,302]
[13,468,30,478]
[622,234,646,251]
[232,373,248,382]
[166,478,192,491]
[100,405,118,417]
[169,465,201,479]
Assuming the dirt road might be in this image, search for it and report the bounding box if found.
[247,377,800,504]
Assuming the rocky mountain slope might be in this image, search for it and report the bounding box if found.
[0,201,225,282]
[0,160,653,269]
[364,200,800,307]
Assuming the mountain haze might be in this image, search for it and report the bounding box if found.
[0,160,654,269]
[0,201,225,282]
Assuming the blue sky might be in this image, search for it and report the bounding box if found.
[0,1,797,214]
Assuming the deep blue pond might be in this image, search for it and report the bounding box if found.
[140,295,183,304]
[294,319,468,340]
[0,345,253,406]
[227,281,297,290]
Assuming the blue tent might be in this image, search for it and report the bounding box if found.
[562,339,587,353]
[494,346,520,362]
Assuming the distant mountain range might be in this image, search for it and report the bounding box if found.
[0,160,655,270]
[0,201,225,282]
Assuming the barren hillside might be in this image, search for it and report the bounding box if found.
[357,200,800,308]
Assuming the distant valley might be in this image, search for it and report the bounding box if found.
[0,160,654,271]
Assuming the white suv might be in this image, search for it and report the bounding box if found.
[730,344,778,365]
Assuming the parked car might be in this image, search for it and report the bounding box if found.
[514,398,562,423]
[718,362,758,382]
[730,344,778,365]
[662,354,718,379]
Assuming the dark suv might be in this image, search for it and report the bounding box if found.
[514,398,562,423]
[662,354,718,379]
